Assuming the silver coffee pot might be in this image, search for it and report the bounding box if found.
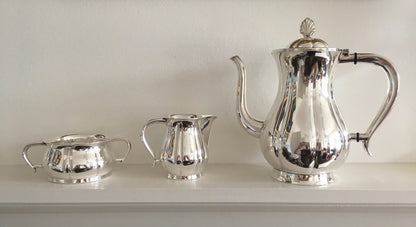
[141,114,216,180]
[230,18,399,185]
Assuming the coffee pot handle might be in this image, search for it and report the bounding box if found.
[22,142,47,172]
[339,51,399,156]
[140,118,168,166]
[109,138,132,163]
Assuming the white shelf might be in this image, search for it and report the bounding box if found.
[1,163,416,207]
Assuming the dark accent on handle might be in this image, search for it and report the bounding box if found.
[340,51,399,156]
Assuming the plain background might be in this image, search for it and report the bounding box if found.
[0,0,415,166]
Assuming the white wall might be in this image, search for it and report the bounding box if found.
[0,0,415,165]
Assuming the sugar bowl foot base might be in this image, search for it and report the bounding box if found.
[48,172,112,184]
[167,173,201,180]
[271,169,334,186]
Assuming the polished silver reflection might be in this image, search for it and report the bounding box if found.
[141,114,216,180]
[230,18,399,186]
[23,134,131,184]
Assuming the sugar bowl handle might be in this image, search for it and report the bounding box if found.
[339,51,399,156]
[109,138,132,163]
[22,142,47,172]
[140,118,168,166]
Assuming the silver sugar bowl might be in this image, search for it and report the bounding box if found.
[23,134,131,184]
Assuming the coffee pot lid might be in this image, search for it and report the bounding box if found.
[289,18,328,48]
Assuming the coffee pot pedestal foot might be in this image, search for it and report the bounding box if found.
[271,169,334,186]
[167,173,201,180]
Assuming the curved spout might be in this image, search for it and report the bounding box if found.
[230,56,264,138]
[198,115,216,146]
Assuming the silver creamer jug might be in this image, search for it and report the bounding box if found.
[141,114,216,180]
[230,18,399,185]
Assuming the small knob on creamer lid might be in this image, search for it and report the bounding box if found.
[289,18,328,48]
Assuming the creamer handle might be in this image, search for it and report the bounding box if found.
[339,51,399,156]
[140,118,168,166]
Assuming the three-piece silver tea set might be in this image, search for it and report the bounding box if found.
[22,18,399,186]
